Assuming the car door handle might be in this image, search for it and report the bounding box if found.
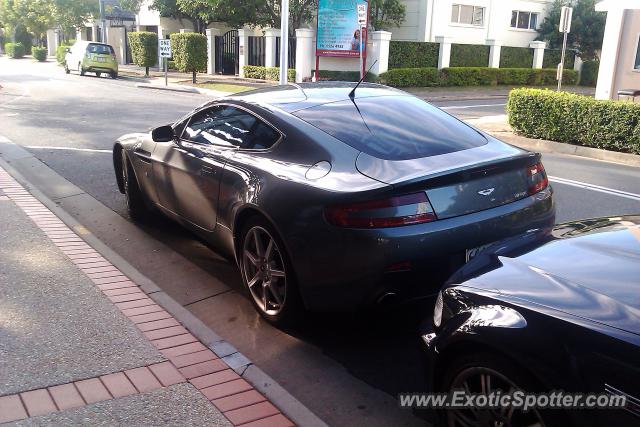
[200,167,216,177]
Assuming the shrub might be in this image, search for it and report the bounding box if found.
[450,44,490,67]
[542,49,575,69]
[5,43,25,59]
[32,46,47,61]
[56,45,70,64]
[507,89,640,155]
[315,69,376,82]
[167,60,177,70]
[13,24,32,54]
[388,41,439,69]
[128,32,158,76]
[243,65,294,82]
[170,32,207,83]
[500,47,533,68]
[379,67,439,87]
[580,60,599,87]
[441,67,498,86]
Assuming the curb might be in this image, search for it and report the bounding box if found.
[0,143,327,427]
[468,119,640,168]
[135,83,230,98]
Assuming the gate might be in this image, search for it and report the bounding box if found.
[215,30,239,75]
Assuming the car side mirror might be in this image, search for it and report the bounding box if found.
[151,125,175,142]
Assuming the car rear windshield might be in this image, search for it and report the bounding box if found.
[293,95,487,160]
[86,44,114,55]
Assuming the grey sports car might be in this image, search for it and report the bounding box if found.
[113,82,555,325]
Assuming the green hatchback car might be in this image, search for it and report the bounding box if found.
[64,41,118,79]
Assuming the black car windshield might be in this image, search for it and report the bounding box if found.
[293,95,487,160]
[86,44,114,54]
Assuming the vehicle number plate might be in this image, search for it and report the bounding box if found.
[96,57,106,62]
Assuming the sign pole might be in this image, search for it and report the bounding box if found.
[165,57,168,86]
[279,0,290,85]
[359,27,363,79]
[557,6,572,92]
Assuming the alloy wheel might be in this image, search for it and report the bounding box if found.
[448,367,546,427]
[242,226,287,316]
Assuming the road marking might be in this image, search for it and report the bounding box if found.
[440,103,507,110]
[25,146,111,154]
[549,176,640,202]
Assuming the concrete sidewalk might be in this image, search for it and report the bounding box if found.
[0,167,296,426]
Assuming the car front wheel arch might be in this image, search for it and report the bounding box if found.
[113,144,124,193]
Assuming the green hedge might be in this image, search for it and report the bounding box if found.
[388,41,439,69]
[13,24,32,54]
[243,65,295,82]
[170,32,207,83]
[379,67,578,87]
[580,60,599,87]
[508,89,640,154]
[31,46,47,61]
[128,32,158,76]
[543,49,575,69]
[5,43,25,58]
[500,47,533,68]
[316,69,377,82]
[56,45,70,64]
[450,44,490,67]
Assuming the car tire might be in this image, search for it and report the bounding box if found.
[110,71,118,79]
[440,352,568,427]
[79,63,85,76]
[239,217,303,327]
[64,63,70,74]
[121,153,149,221]
[96,72,102,77]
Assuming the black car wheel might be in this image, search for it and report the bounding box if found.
[239,218,301,326]
[64,62,70,74]
[110,71,118,79]
[96,72,102,77]
[442,352,554,427]
[79,63,85,76]
[121,154,148,221]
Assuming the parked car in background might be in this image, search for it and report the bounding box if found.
[422,215,640,426]
[64,41,118,79]
[113,82,555,325]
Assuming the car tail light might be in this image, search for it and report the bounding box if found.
[526,161,549,195]
[111,53,117,61]
[324,192,436,228]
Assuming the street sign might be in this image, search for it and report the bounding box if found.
[559,6,573,33]
[159,39,171,58]
[357,4,367,26]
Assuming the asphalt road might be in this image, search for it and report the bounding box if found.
[2,58,640,426]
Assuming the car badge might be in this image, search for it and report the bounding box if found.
[478,188,495,196]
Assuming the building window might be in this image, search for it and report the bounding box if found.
[635,35,640,70]
[511,11,539,30]
[451,4,485,26]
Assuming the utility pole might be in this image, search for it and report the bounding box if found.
[98,0,106,43]
[557,6,573,91]
[279,0,290,85]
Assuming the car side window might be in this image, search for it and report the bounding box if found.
[182,105,280,150]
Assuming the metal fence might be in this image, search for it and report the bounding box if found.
[247,36,265,66]
[275,37,296,69]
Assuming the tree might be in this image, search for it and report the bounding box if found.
[369,0,405,31]
[128,31,158,76]
[170,32,206,82]
[214,0,317,36]
[53,0,97,41]
[535,0,605,61]
[148,0,216,33]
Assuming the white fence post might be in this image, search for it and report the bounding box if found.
[435,36,453,69]
[530,41,546,69]
[264,28,279,68]
[206,28,221,75]
[238,28,250,77]
[295,28,314,83]
[368,31,392,75]
[487,39,501,68]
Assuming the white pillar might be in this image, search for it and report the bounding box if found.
[435,36,453,69]
[106,27,126,64]
[46,29,58,56]
[368,31,392,75]
[294,28,314,83]
[179,28,192,33]
[91,24,99,42]
[206,28,221,74]
[264,28,279,68]
[487,39,501,68]
[238,28,250,78]
[595,8,624,100]
[530,41,546,69]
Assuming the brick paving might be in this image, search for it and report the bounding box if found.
[0,166,294,427]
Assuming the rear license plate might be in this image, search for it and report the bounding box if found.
[96,57,107,62]
[465,242,495,262]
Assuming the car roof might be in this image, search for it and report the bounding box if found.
[225,82,410,113]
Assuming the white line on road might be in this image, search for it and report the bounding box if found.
[549,176,640,202]
[440,103,507,110]
[25,146,111,154]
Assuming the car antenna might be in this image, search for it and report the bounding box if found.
[349,60,377,99]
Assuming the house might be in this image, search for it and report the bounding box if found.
[595,0,640,100]
[395,0,554,47]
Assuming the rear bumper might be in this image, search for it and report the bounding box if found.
[292,187,555,312]
[84,63,117,73]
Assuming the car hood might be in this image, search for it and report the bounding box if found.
[455,216,640,335]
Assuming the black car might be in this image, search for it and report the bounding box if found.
[421,216,640,426]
